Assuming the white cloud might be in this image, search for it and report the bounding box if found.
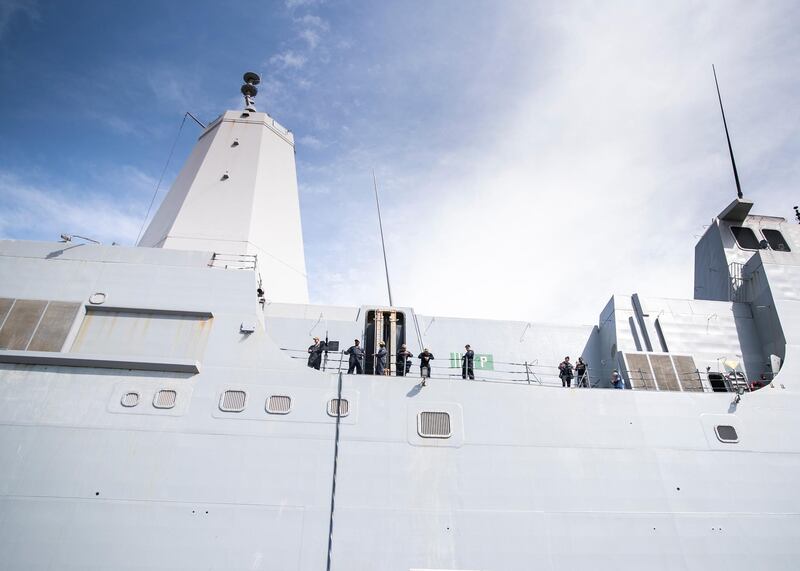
[0,169,150,246]
[299,134,324,149]
[295,14,328,30]
[304,1,800,325]
[299,28,320,50]
[285,0,319,10]
[269,50,307,70]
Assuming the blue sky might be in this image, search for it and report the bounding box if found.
[1,0,798,323]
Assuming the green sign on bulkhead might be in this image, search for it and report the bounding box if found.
[449,352,494,371]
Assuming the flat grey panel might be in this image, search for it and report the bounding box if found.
[673,355,702,391]
[28,301,80,352]
[0,299,46,350]
[71,310,212,360]
[0,298,12,327]
[650,354,679,391]
[625,353,654,390]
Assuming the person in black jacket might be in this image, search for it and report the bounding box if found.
[575,357,588,387]
[307,337,324,370]
[461,344,475,380]
[418,348,434,381]
[558,356,573,387]
[396,344,413,376]
[373,341,388,376]
[343,339,364,374]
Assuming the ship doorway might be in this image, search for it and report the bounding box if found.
[364,309,406,375]
[708,372,728,392]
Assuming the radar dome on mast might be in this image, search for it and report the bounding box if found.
[241,71,261,112]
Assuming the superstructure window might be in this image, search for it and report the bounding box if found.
[762,229,791,252]
[730,226,763,250]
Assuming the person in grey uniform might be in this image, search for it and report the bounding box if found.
[461,344,475,380]
[558,356,573,388]
[397,344,413,376]
[373,341,388,376]
[307,336,324,370]
[344,339,364,374]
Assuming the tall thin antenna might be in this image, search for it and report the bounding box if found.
[712,65,743,199]
[372,170,394,307]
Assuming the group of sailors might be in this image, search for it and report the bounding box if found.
[558,355,625,389]
[306,337,475,380]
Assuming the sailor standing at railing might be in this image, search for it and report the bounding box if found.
[461,344,475,380]
[373,341,388,376]
[343,339,364,374]
[558,356,574,388]
[418,348,435,383]
[396,344,413,376]
[575,357,588,387]
[307,337,324,370]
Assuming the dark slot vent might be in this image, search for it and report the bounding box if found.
[730,226,762,250]
[327,398,349,417]
[266,395,291,414]
[715,425,739,443]
[153,389,177,409]
[220,390,247,412]
[418,411,452,438]
[762,229,791,252]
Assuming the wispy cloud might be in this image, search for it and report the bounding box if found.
[299,28,320,50]
[269,50,307,70]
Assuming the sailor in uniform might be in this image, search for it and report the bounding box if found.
[461,344,475,379]
[307,336,324,370]
[396,344,413,376]
[373,341,388,375]
[344,339,365,374]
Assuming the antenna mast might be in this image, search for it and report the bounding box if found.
[712,65,743,199]
[372,170,394,307]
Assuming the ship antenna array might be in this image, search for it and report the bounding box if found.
[712,64,743,200]
[372,169,394,307]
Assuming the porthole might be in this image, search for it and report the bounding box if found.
[715,425,739,443]
[219,390,247,412]
[417,411,452,438]
[266,395,291,414]
[153,389,177,409]
[327,398,349,417]
[120,392,139,408]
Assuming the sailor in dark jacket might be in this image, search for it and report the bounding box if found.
[343,339,365,374]
[418,348,434,381]
[307,336,324,370]
[373,341,388,376]
[461,344,475,380]
[396,344,413,376]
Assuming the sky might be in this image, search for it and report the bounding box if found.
[0,0,798,324]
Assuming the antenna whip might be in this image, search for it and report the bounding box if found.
[372,170,394,306]
[712,65,743,199]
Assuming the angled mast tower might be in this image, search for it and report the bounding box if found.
[139,72,309,303]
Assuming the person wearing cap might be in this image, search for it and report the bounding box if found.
[558,356,573,388]
[611,369,624,389]
[418,348,435,381]
[396,344,413,376]
[344,339,365,374]
[307,336,324,370]
[373,341,388,376]
[461,344,475,380]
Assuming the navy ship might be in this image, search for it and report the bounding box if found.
[0,73,798,570]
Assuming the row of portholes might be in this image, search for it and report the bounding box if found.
[121,389,176,409]
[219,389,351,418]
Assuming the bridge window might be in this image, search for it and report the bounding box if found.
[762,229,791,252]
[730,226,763,250]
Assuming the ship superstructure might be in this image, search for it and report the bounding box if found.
[0,74,798,570]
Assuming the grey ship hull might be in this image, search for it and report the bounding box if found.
[1,237,799,570]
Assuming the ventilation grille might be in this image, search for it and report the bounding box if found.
[418,411,452,438]
[327,398,350,417]
[153,389,177,409]
[220,390,247,412]
[120,392,139,408]
[715,425,739,443]
[267,395,291,414]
